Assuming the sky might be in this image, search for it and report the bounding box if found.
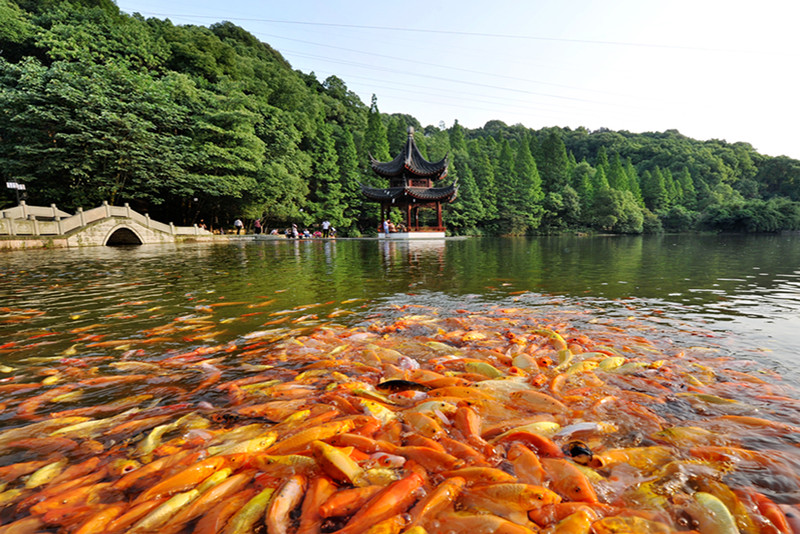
[114,0,800,160]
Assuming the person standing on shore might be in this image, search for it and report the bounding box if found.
[254,218,262,235]
[234,218,244,235]
[322,219,331,238]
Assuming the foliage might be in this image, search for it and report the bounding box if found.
[590,188,643,234]
[701,197,800,232]
[662,205,698,232]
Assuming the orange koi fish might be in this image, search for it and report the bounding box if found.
[334,473,425,534]
[541,458,598,503]
[266,475,308,534]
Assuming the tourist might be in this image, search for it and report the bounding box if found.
[291,223,299,238]
[383,219,390,234]
[198,219,207,230]
[253,218,262,235]
[234,218,244,235]
[388,221,396,233]
[322,219,331,238]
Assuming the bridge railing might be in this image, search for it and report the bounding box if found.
[0,203,72,220]
[0,201,210,237]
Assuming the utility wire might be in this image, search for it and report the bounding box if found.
[256,31,656,101]
[120,11,763,55]
[285,50,632,107]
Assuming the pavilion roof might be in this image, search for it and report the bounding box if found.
[360,183,458,202]
[370,127,448,179]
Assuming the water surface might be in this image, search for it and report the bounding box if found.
[3,234,798,377]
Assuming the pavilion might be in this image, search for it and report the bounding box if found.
[361,127,458,238]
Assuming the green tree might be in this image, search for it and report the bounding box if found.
[364,94,390,162]
[306,120,345,227]
[676,167,697,209]
[321,75,368,132]
[663,168,681,207]
[334,127,364,234]
[448,120,468,157]
[571,161,595,212]
[757,156,800,200]
[0,0,38,62]
[595,146,610,175]
[538,130,569,193]
[186,84,266,217]
[625,158,643,205]
[592,165,610,192]
[641,168,668,212]
[701,197,800,232]
[386,114,408,155]
[0,57,191,211]
[561,185,582,228]
[445,158,484,233]
[590,188,643,233]
[253,107,310,226]
[541,185,581,231]
[663,205,697,231]
[469,142,499,225]
[501,138,543,234]
[607,153,627,191]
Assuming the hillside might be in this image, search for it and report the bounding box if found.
[2,0,799,234]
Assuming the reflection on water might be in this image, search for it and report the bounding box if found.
[1,234,799,376]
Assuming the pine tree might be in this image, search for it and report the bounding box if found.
[334,127,363,232]
[677,166,697,209]
[592,165,610,192]
[625,158,643,205]
[506,138,544,233]
[445,157,484,232]
[642,168,668,211]
[494,139,517,232]
[567,151,578,173]
[663,168,680,207]
[448,120,468,157]
[495,139,515,189]
[596,146,610,176]
[385,115,407,155]
[364,95,390,186]
[469,142,499,224]
[538,130,570,193]
[607,153,627,191]
[571,161,594,213]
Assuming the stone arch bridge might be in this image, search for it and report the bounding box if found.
[0,201,214,249]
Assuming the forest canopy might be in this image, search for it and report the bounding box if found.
[2,0,800,235]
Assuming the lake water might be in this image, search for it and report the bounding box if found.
[2,234,799,378]
[2,234,800,526]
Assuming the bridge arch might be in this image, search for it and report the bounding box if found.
[104,225,144,246]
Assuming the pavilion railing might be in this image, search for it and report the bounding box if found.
[378,225,446,233]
